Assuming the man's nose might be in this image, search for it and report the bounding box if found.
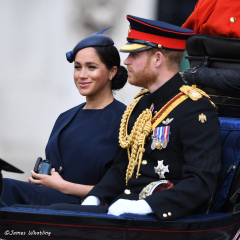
[124,54,131,65]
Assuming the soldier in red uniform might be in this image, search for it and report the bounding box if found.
[182,0,240,39]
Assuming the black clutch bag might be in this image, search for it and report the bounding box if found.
[33,157,52,175]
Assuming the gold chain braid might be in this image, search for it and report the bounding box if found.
[195,88,218,109]
[119,95,152,185]
[134,89,149,99]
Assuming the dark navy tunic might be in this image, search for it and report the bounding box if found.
[1,99,126,206]
[86,74,221,220]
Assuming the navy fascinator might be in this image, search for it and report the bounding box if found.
[66,27,114,63]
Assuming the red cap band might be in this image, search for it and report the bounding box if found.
[128,29,186,50]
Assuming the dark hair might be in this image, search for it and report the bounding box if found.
[93,46,128,90]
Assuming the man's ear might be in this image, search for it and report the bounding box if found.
[154,51,164,67]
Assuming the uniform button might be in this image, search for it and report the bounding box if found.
[124,189,131,195]
[158,44,162,48]
[168,212,172,217]
[142,160,147,165]
[163,213,167,218]
[154,111,158,115]
[230,17,236,23]
[148,137,150,141]
[59,166,62,172]
[138,173,141,177]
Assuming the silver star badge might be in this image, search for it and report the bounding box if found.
[154,160,169,179]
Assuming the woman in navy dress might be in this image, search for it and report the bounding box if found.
[1,28,127,206]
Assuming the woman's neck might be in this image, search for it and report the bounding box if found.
[83,91,114,109]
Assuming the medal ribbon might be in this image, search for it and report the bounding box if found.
[163,126,170,142]
[154,126,170,143]
[153,126,171,144]
[159,127,163,142]
[157,127,160,142]
[152,128,157,139]
[151,105,155,112]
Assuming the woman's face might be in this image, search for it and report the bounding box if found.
[74,47,113,98]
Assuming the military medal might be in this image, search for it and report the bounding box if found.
[154,160,169,179]
[151,127,159,150]
[162,139,168,148]
[151,135,157,150]
[156,127,162,150]
[152,126,170,150]
[150,105,157,150]
[156,140,162,150]
[162,126,170,148]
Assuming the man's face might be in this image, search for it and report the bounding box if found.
[124,50,157,88]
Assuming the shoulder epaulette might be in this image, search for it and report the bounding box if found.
[134,89,149,99]
[180,85,203,101]
[180,85,217,109]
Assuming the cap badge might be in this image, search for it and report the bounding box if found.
[199,113,207,123]
[154,160,169,179]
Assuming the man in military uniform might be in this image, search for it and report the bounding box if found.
[56,15,221,221]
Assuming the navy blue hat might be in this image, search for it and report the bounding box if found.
[120,15,194,53]
[66,27,114,63]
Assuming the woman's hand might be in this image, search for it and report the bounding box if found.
[25,174,32,183]
[29,169,66,192]
[28,169,94,198]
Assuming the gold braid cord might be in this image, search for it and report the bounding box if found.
[134,89,149,99]
[195,87,218,110]
[119,94,152,185]
[119,85,216,186]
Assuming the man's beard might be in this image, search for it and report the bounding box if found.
[127,55,158,89]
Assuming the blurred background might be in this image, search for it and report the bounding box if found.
[1,0,197,180]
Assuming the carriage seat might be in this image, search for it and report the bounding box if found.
[1,118,240,220]
[209,117,240,213]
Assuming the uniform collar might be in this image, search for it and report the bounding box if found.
[148,73,185,106]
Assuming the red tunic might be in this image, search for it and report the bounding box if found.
[182,0,240,39]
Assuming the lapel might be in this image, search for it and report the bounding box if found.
[49,103,85,173]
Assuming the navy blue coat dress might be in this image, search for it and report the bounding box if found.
[1,99,126,207]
